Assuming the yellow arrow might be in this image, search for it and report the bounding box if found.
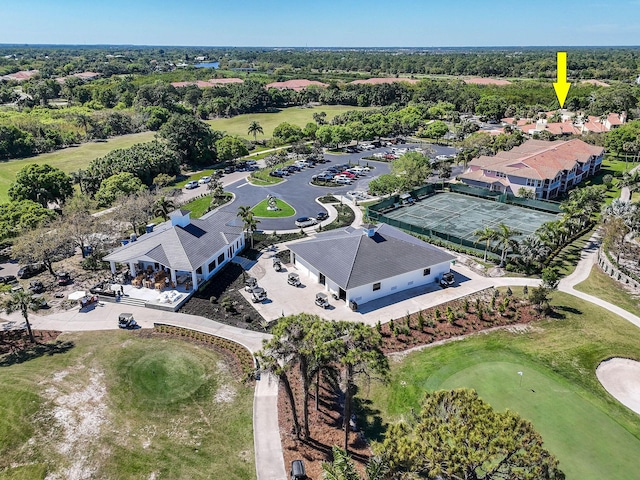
[553,51,571,108]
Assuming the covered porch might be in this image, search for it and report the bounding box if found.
[108,259,204,292]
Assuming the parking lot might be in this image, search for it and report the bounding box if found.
[223,142,459,231]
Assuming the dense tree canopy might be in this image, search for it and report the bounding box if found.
[216,136,249,162]
[8,163,74,207]
[378,389,564,480]
[0,200,57,241]
[94,172,146,207]
[158,114,222,166]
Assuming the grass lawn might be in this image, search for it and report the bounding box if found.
[0,331,254,479]
[578,157,628,205]
[366,291,640,480]
[205,105,371,140]
[251,198,295,218]
[0,132,156,203]
[547,228,595,277]
[574,265,640,318]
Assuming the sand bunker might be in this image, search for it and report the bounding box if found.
[596,358,640,415]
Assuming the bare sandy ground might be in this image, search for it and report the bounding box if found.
[596,358,640,415]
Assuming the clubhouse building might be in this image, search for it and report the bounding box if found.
[459,139,605,200]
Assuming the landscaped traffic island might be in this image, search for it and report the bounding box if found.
[251,197,296,218]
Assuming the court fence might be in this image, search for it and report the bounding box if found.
[366,183,561,256]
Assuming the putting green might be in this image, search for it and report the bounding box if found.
[115,347,210,406]
[430,359,640,479]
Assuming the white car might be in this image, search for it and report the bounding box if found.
[295,216,317,228]
[185,180,199,189]
[198,176,211,184]
[334,177,353,185]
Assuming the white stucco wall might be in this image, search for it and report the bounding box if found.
[294,252,452,306]
[202,233,245,280]
[346,260,451,305]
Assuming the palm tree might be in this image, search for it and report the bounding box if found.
[494,223,521,267]
[247,121,264,142]
[237,205,260,248]
[3,290,41,343]
[473,226,498,262]
[518,234,551,271]
[153,196,175,222]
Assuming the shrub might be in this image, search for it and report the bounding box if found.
[434,308,441,322]
[463,298,470,313]
[375,320,382,334]
[417,311,425,330]
[209,295,217,304]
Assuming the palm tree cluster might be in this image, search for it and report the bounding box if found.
[256,314,388,452]
[474,185,606,272]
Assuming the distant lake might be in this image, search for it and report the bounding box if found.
[194,61,219,69]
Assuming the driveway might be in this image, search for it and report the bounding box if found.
[240,244,540,326]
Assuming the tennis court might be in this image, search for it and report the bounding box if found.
[384,192,559,242]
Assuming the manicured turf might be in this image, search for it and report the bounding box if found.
[0,132,156,203]
[0,331,254,479]
[366,291,640,480]
[547,229,595,277]
[251,198,295,218]
[206,105,372,140]
[574,265,640,318]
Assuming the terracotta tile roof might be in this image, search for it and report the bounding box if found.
[606,112,625,126]
[465,139,603,181]
[265,79,328,91]
[463,77,512,86]
[349,77,419,85]
[581,79,610,87]
[2,70,39,81]
[170,78,243,88]
[207,78,243,85]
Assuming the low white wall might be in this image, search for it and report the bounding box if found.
[346,261,451,305]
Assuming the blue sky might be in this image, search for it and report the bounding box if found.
[2,0,639,47]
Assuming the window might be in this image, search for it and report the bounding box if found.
[373,282,381,291]
[423,268,431,276]
[218,253,225,264]
[208,259,216,272]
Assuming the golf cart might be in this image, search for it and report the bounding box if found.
[251,287,267,303]
[244,276,257,292]
[315,292,329,309]
[273,257,282,271]
[118,313,139,329]
[28,280,45,294]
[287,272,301,287]
[440,272,455,288]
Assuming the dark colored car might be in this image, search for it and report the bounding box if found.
[56,271,72,286]
[17,263,45,279]
[29,281,45,294]
[223,165,235,174]
[285,165,300,173]
[316,212,328,221]
[0,275,17,284]
[270,170,285,178]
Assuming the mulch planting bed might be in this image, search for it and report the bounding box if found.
[278,287,545,476]
[0,330,63,356]
[178,263,268,332]
[376,287,539,353]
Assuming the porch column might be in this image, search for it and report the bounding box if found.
[128,261,136,277]
[170,269,177,285]
[110,261,117,274]
[191,270,198,291]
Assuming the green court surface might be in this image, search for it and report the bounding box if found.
[384,192,559,241]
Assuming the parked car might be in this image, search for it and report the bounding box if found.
[313,173,335,182]
[198,175,211,184]
[334,177,353,185]
[56,271,72,286]
[0,275,17,285]
[440,272,456,288]
[245,159,257,167]
[28,281,45,294]
[17,263,45,279]
[285,165,300,173]
[339,171,356,178]
[316,212,328,221]
[269,170,285,178]
[223,165,235,174]
[185,180,199,190]
[295,217,317,228]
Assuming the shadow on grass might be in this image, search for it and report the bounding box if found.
[0,340,75,367]
[555,305,583,316]
[353,396,386,443]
